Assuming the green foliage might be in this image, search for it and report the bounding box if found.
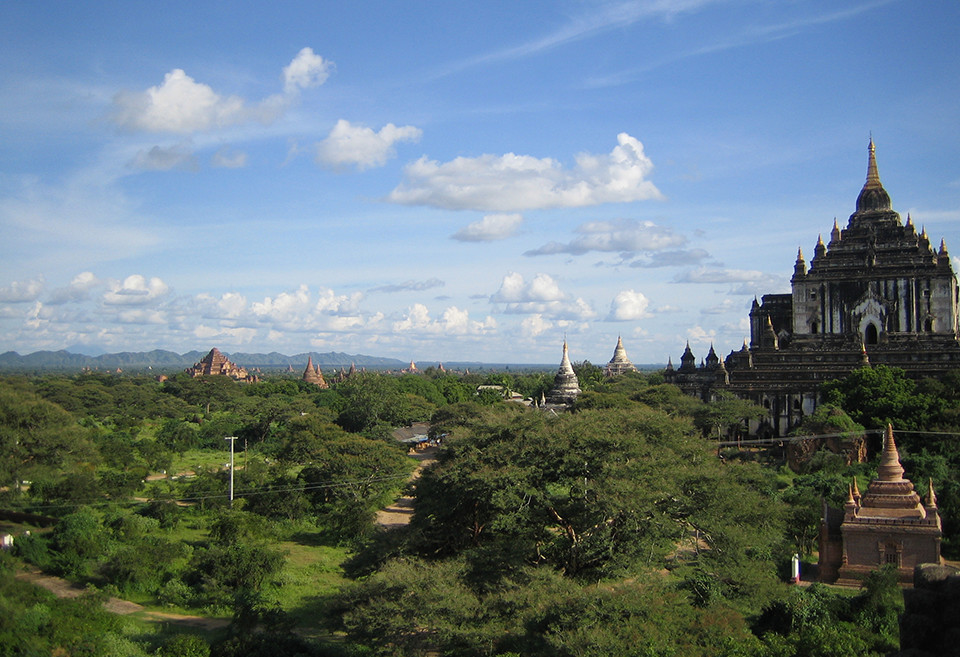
[335,558,762,657]
[411,407,786,592]
[50,506,111,577]
[160,633,211,657]
[753,568,903,656]
[0,568,150,656]
[0,381,95,493]
[821,365,939,432]
[298,436,411,539]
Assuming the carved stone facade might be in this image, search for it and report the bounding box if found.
[665,141,960,436]
[185,347,258,382]
[819,426,942,585]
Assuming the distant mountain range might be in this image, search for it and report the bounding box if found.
[0,349,409,372]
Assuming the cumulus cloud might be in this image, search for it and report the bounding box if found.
[47,272,100,304]
[452,213,523,242]
[491,272,565,303]
[283,47,333,93]
[525,218,684,256]
[392,303,496,335]
[102,275,170,306]
[211,147,248,168]
[490,272,595,319]
[129,143,199,171]
[112,69,259,133]
[521,314,553,337]
[111,48,330,134]
[251,284,312,322]
[608,289,650,321]
[316,119,422,171]
[369,278,445,294]
[387,132,663,211]
[0,276,45,302]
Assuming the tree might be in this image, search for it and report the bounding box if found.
[410,406,784,587]
[0,383,95,494]
[821,365,940,434]
[299,436,411,539]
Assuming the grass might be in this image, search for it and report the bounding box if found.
[273,537,352,633]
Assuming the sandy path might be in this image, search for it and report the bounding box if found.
[375,446,437,529]
[14,568,229,629]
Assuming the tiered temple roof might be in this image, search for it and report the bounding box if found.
[820,425,942,584]
[185,347,257,382]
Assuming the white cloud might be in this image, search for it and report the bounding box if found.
[47,272,100,304]
[491,272,565,303]
[316,119,422,171]
[674,267,771,284]
[392,303,496,336]
[452,213,523,242]
[116,308,167,324]
[251,284,312,322]
[608,289,649,320]
[211,147,248,168]
[283,47,333,93]
[315,288,363,314]
[525,218,685,256]
[629,248,710,268]
[521,314,553,337]
[0,276,45,302]
[369,278,445,294]
[112,69,259,133]
[387,133,663,211]
[111,48,330,135]
[490,272,595,319]
[102,275,170,306]
[130,143,199,171]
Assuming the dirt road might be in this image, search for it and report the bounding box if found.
[375,445,437,529]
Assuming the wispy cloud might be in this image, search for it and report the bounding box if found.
[369,278,445,294]
[452,214,523,242]
[525,218,683,256]
[586,1,895,88]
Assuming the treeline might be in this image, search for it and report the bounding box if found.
[0,363,958,655]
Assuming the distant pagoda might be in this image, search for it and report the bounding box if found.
[604,336,637,377]
[185,347,257,382]
[302,356,329,388]
[544,340,581,408]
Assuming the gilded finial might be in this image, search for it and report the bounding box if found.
[927,477,938,507]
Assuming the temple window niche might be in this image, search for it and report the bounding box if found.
[864,323,879,345]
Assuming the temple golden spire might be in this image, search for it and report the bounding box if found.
[865,137,881,188]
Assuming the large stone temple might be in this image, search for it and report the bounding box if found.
[185,347,258,382]
[665,140,960,436]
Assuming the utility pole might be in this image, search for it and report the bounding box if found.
[225,436,237,508]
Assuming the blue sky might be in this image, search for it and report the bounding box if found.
[2,0,960,365]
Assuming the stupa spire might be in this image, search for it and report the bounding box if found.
[878,424,906,482]
[855,137,892,214]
